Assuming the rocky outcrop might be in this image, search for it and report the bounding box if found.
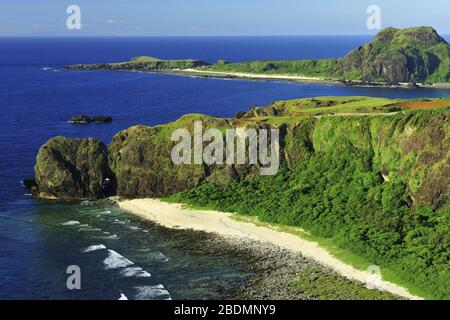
[32,99,449,209]
[93,116,112,123]
[34,137,113,200]
[335,27,450,83]
[69,115,112,124]
[69,115,91,124]
[67,56,210,72]
[108,125,207,198]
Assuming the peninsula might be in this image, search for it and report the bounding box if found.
[67,27,450,88]
[29,96,450,299]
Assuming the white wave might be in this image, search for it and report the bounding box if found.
[118,293,128,300]
[83,244,106,253]
[78,227,102,232]
[129,226,140,230]
[134,285,170,300]
[61,220,80,226]
[41,67,53,71]
[103,249,134,270]
[103,234,119,240]
[95,234,119,240]
[148,251,169,262]
[99,210,112,214]
[120,266,151,278]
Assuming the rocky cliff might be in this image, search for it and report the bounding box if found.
[34,136,113,200]
[202,27,450,85]
[335,27,450,83]
[32,97,449,210]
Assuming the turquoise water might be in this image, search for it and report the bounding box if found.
[1,36,450,299]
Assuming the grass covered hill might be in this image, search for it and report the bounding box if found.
[205,27,450,84]
[67,56,209,72]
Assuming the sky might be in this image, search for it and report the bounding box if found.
[0,0,449,36]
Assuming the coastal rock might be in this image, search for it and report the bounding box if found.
[335,27,449,83]
[33,98,450,210]
[108,124,207,198]
[93,116,112,123]
[69,115,113,124]
[34,137,112,200]
[69,115,91,124]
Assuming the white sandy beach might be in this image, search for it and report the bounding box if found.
[118,198,423,300]
[179,68,338,84]
[175,69,450,89]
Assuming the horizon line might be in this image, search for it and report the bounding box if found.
[0,34,387,38]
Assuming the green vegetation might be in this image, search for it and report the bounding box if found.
[200,27,450,84]
[294,267,399,300]
[67,27,450,84]
[34,95,450,299]
[172,103,450,299]
[67,56,209,72]
[205,58,339,78]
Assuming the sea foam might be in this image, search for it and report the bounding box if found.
[83,244,106,253]
[61,220,80,226]
[120,266,151,278]
[134,284,170,300]
[118,293,128,300]
[103,249,134,270]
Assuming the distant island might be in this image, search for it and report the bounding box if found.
[67,27,450,87]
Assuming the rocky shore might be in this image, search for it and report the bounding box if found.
[178,232,400,300]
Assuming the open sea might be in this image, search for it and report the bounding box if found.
[1,36,450,299]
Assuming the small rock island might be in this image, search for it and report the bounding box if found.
[69,115,113,124]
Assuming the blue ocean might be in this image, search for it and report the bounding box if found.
[1,36,449,299]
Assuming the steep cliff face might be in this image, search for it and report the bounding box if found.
[32,99,450,210]
[107,124,206,198]
[106,107,449,209]
[107,115,264,198]
[282,111,449,210]
[335,27,450,83]
[34,137,112,200]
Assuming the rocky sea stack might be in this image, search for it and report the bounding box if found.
[34,136,114,200]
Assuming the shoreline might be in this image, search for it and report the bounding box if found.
[66,66,450,89]
[118,198,423,300]
[176,68,450,89]
[154,68,450,89]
